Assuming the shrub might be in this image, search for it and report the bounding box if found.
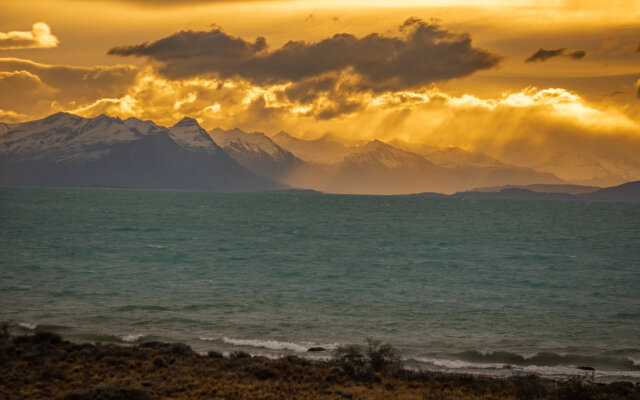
[365,337,402,374]
[331,338,403,380]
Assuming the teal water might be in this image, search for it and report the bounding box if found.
[1,186,639,381]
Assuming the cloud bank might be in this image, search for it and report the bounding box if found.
[109,18,501,91]
[0,58,138,115]
[0,23,59,50]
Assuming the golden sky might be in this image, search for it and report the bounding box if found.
[1,0,639,176]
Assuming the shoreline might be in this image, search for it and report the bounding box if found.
[2,332,639,400]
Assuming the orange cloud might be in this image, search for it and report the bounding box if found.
[0,58,138,116]
[0,23,59,50]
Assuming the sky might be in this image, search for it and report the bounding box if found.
[1,0,639,175]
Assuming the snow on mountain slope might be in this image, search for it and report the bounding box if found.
[210,128,288,159]
[0,113,285,192]
[342,140,436,170]
[0,122,14,135]
[169,117,220,153]
[0,112,163,162]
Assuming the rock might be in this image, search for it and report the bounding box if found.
[307,347,327,352]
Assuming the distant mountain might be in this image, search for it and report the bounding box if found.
[269,134,563,194]
[389,140,503,168]
[469,184,602,195]
[0,113,283,191]
[582,180,640,201]
[210,128,307,182]
[324,140,457,194]
[325,140,562,194]
[454,188,576,200]
[533,152,626,187]
[452,180,640,202]
[271,131,357,164]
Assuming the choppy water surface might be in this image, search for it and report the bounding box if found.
[1,186,639,382]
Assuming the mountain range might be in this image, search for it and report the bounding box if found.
[0,113,281,191]
[1,113,638,200]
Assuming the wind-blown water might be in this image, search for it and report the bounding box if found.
[1,186,639,382]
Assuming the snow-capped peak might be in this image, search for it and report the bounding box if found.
[0,113,160,161]
[173,117,200,128]
[168,118,219,153]
[344,140,434,170]
[210,127,287,159]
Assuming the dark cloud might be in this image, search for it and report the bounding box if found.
[109,18,501,91]
[525,48,566,62]
[567,50,586,59]
[525,47,586,62]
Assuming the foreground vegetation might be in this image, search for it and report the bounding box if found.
[1,331,638,399]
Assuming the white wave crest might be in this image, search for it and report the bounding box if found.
[414,357,507,370]
[198,336,217,341]
[121,333,143,343]
[18,322,37,330]
[222,337,337,353]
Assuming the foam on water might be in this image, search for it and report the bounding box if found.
[121,334,144,343]
[18,322,37,330]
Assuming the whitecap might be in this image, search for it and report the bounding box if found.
[414,357,507,370]
[121,333,143,343]
[18,322,37,330]
[222,337,337,353]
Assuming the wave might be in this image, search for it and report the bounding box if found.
[413,357,508,370]
[222,337,337,353]
[454,350,640,370]
[18,322,37,330]
[121,334,144,343]
[411,356,640,381]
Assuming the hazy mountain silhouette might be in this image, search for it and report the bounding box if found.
[469,183,602,195]
[272,134,562,194]
[271,131,358,164]
[582,180,640,201]
[452,180,640,202]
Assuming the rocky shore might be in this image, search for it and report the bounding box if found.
[1,332,638,399]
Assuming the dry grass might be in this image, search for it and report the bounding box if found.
[0,333,638,400]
